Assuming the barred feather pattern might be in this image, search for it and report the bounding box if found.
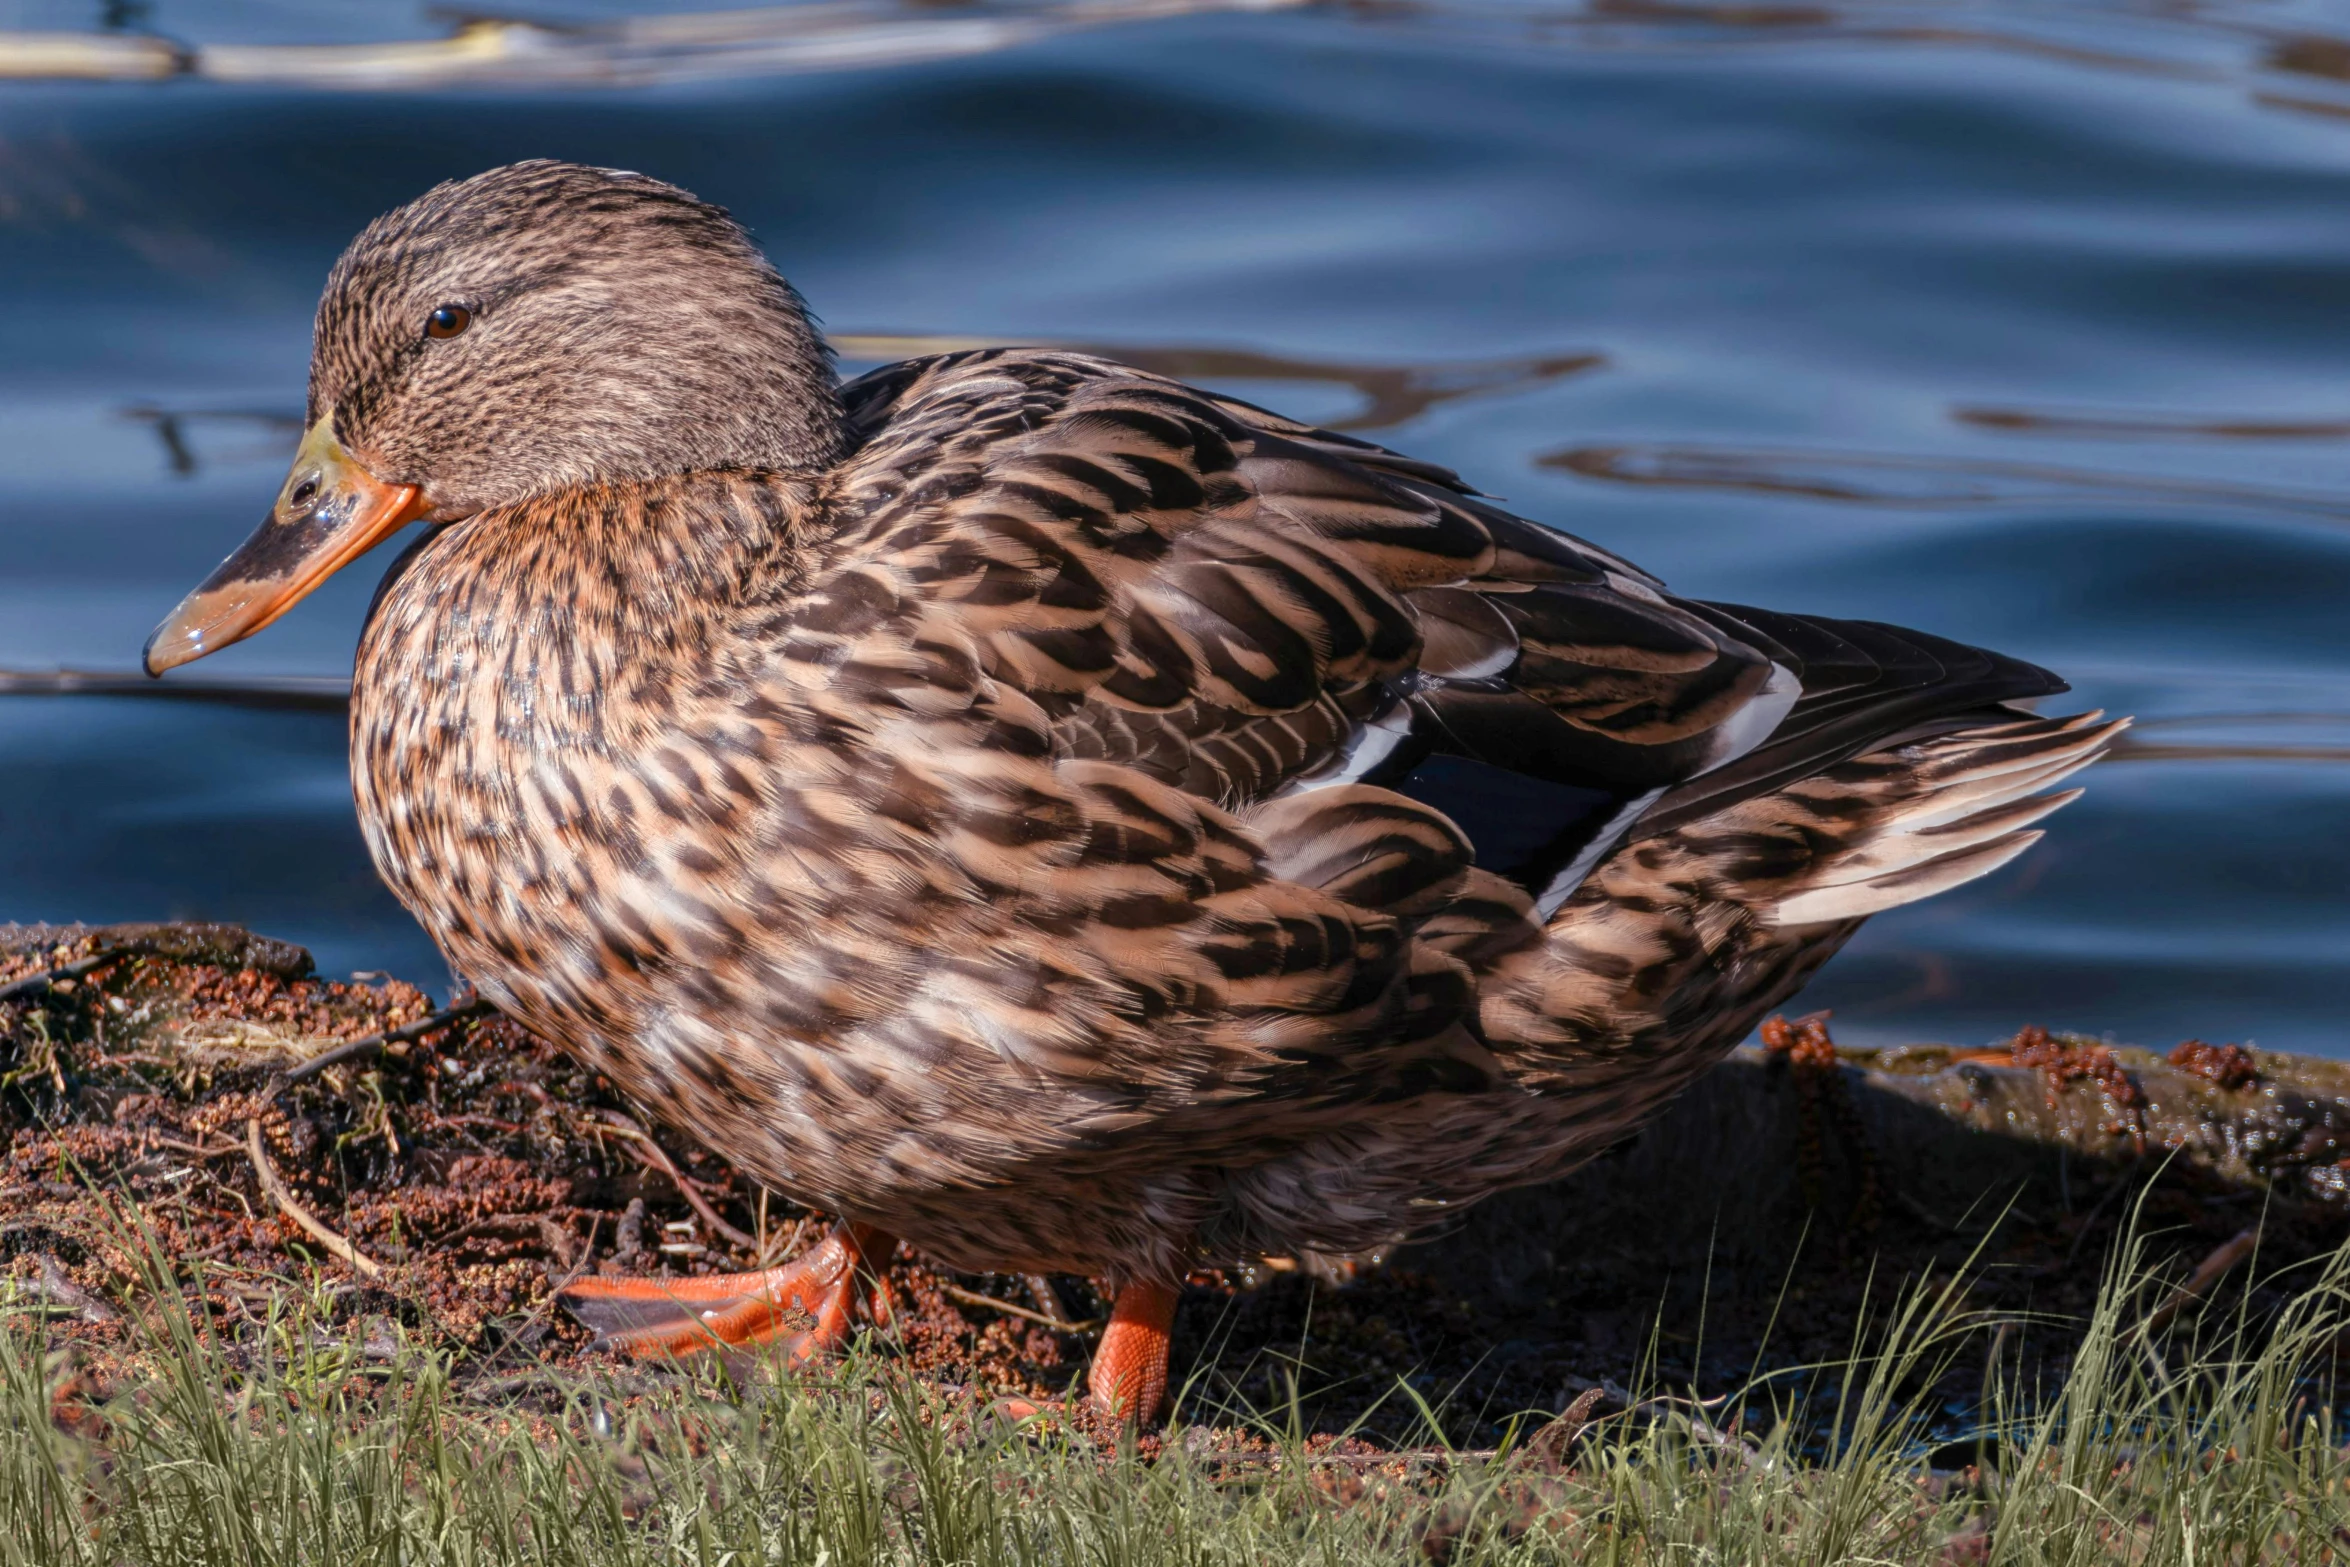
[350,346,2117,1283]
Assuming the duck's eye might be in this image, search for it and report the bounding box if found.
[425,304,472,340]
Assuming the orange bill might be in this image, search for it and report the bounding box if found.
[143,414,425,676]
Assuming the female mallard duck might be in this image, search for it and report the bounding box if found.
[146,161,2121,1423]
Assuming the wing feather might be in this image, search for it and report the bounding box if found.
[827,348,2065,902]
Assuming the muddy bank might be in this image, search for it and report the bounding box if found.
[1,921,2340,1446]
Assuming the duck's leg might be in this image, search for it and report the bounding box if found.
[1087,1279,1182,1424]
[557,1220,895,1363]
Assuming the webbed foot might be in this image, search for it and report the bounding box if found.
[557,1220,894,1363]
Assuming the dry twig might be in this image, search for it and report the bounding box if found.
[758,1215,811,1269]
[2145,1227,2259,1334]
[939,1280,1102,1333]
[30,1254,116,1323]
[275,998,494,1088]
[147,1133,241,1160]
[1526,1384,1608,1470]
[596,1111,762,1253]
[0,948,127,1004]
[245,1119,384,1280]
[1024,1273,1079,1327]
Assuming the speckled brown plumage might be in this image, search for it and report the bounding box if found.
[183,162,2125,1325]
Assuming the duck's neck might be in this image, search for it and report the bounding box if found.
[359,468,820,752]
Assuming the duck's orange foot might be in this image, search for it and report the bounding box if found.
[1087,1279,1181,1426]
[557,1220,894,1364]
[987,1280,1182,1435]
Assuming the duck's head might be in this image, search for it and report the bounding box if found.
[144,160,842,675]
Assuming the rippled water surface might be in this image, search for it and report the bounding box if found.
[2,0,2347,1051]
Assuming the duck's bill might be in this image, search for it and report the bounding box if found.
[143,417,425,676]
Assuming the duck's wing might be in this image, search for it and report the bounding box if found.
[826,349,2064,919]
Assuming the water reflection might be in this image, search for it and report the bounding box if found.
[10,0,2350,151]
[120,407,303,478]
[2258,91,2350,123]
[0,0,1310,87]
[0,0,2266,91]
[1540,6,2200,78]
[2107,713,2350,766]
[2267,32,2350,83]
[1954,405,2350,441]
[0,668,348,713]
[1548,443,2350,522]
[1582,0,1830,25]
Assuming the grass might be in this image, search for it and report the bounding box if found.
[6,1209,2350,1565]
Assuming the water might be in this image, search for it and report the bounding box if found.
[2,0,2347,1052]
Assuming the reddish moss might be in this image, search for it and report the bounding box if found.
[2169,1039,2259,1091]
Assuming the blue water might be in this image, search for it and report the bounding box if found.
[3,0,2348,1051]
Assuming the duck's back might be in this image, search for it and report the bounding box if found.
[353,346,2117,1276]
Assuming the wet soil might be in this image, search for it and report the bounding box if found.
[3,921,2345,1451]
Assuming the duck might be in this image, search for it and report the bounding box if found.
[144,160,2122,1425]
